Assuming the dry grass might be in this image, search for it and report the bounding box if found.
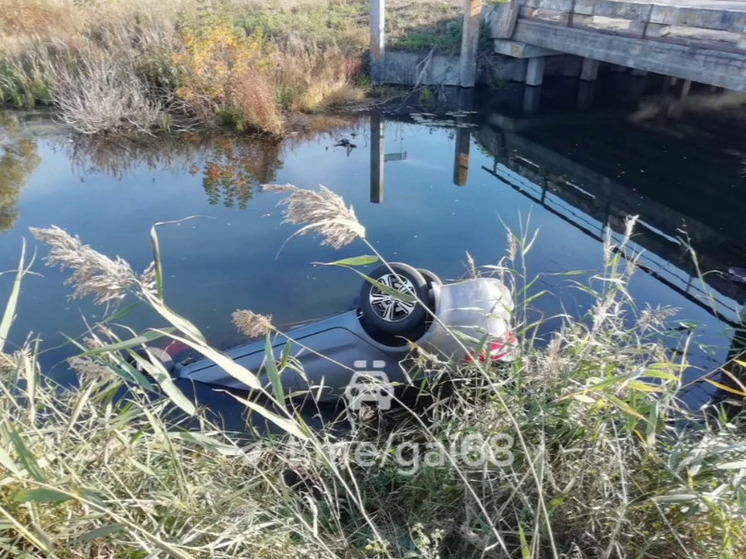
[0,0,464,135]
[51,56,162,135]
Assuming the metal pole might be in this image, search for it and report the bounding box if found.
[370,0,385,84]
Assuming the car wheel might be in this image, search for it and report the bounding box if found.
[360,262,429,334]
[418,268,442,288]
[418,268,441,308]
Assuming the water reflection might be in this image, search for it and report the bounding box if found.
[0,113,40,231]
[67,133,199,177]
[202,137,282,209]
[66,115,364,210]
[1,78,746,410]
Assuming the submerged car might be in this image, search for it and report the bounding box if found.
[164,263,514,403]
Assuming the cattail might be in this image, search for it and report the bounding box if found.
[30,226,153,306]
[232,309,272,338]
[263,184,365,249]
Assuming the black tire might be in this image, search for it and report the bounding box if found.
[418,268,441,310]
[360,263,429,334]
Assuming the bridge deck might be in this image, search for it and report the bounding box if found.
[486,0,746,91]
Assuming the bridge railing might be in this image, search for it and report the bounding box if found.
[489,0,746,52]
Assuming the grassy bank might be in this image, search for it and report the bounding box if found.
[1,185,746,557]
[0,0,462,136]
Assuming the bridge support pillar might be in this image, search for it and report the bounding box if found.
[580,58,599,81]
[680,79,692,98]
[526,57,545,86]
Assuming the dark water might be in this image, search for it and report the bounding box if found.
[1,75,745,412]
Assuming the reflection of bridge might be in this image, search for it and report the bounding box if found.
[473,109,746,328]
[367,82,746,328]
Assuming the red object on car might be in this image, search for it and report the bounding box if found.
[466,332,518,363]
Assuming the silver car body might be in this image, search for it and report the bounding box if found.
[173,277,513,401]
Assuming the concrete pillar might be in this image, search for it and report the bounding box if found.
[580,58,599,81]
[525,57,545,86]
[459,0,483,87]
[370,113,384,203]
[680,79,692,98]
[562,56,582,77]
[512,59,528,82]
[370,0,385,84]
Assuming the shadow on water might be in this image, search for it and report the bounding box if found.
[2,75,746,430]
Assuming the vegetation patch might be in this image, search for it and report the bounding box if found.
[0,0,464,136]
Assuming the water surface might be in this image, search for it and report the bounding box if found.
[1,76,745,412]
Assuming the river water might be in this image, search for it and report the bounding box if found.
[1,75,745,415]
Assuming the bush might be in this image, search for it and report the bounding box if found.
[50,56,163,135]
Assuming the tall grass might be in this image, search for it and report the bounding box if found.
[0,0,377,136]
[2,186,746,557]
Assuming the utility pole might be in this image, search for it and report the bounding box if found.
[371,0,385,84]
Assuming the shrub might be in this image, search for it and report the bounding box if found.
[50,55,163,135]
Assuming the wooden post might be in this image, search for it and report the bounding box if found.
[459,0,482,87]
[370,113,385,203]
[370,0,385,84]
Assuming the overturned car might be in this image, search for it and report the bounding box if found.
[164,262,515,402]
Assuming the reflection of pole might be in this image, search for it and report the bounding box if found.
[523,85,541,115]
[453,127,471,186]
[453,87,474,186]
[577,80,595,110]
[370,0,385,84]
[370,113,385,203]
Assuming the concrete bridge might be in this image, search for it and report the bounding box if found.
[485,0,746,91]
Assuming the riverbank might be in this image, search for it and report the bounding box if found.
[0,0,463,136]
